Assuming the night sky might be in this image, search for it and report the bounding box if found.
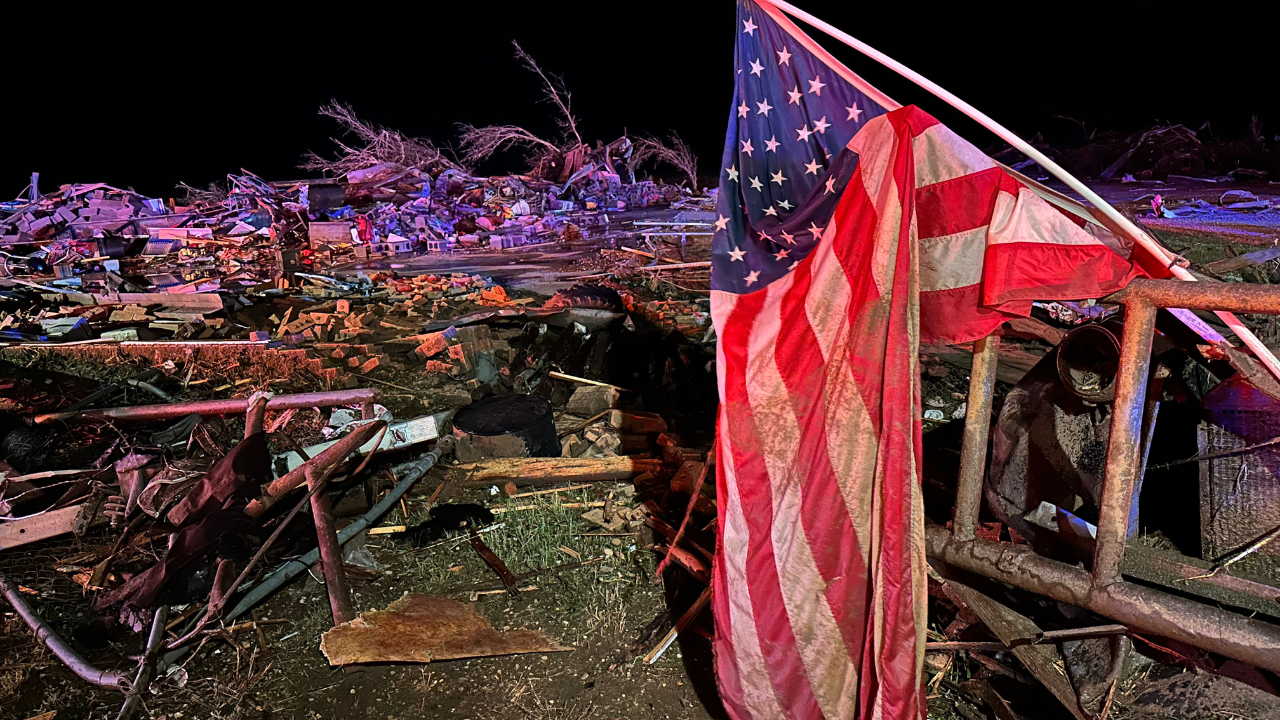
[3,2,1275,198]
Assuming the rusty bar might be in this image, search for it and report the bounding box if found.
[954,333,999,541]
[307,465,355,626]
[0,572,131,689]
[924,526,1280,673]
[1130,364,1169,537]
[33,388,377,425]
[360,401,376,420]
[1092,300,1158,586]
[1109,278,1280,314]
[244,393,268,439]
[245,420,386,517]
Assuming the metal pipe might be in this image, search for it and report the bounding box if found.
[307,466,355,626]
[165,474,329,651]
[246,420,386,517]
[1110,278,1280,315]
[0,572,131,689]
[1092,301,1158,586]
[954,333,998,541]
[116,605,168,720]
[215,437,455,625]
[34,388,377,425]
[925,526,1280,673]
[1130,364,1169,537]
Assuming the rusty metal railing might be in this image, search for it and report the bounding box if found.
[927,278,1280,673]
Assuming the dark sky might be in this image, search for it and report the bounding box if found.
[3,2,1275,198]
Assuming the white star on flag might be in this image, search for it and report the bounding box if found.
[777,47,791,65]
[738,102,749,118]
[715,215,729,231]
[788,260,799,271]
[808,221,825,238]
[725,165,739,182]
[757,230,772,242]
[825,175,837,194]
[777,199,793,210]
[847,104,863,121]
[743,18,756,35]
[787,86,803,105]
[756,98,773,116]
[808,76,826,95]
[764,135,780,152]
[741,139,754,157]
[749,176,764,191]
[749,59,765,76]
[780,230,796,244]
[744,270,760,286]
[812,116,831,134]
[796,125,814,142]
[774,248,790,261]
[764,205,778,216]
[728,246,745,262]
[770,169,787,186]
[804,158,821,175]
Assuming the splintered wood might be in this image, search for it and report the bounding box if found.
[319,594,569,666]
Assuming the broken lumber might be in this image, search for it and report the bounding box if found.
[444,457,662,486]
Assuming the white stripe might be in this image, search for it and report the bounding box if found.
[711,290,740,405]
[802,214,850,363]
[988,187,1103,247]
[912,124,996,188]
[918,225,987,292]
[718,428,791,720]
[746,278,858,720]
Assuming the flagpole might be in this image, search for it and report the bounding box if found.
[761,0,1280,383]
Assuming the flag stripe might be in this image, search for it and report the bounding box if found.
[915,166,1010,238]
[715,428,789,720]
[719,289,827,720]
[775,260,870,714]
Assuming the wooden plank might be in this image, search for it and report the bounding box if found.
[1203,245,1280,275]
[1123,542,1280,620]
[945,579,1088,720]
[0,505,85,552]
[444,457,663,486]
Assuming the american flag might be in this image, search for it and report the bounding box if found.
[711,2,1152,718]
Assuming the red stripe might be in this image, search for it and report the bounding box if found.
[915,166,1020,239]
[719,290,827,720]
[919,284,1017,345]
[775,256,871,670]
[860,109,925,717]
[982,241,1143,308]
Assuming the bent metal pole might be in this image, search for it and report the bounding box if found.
[758,0,1280,385]
[33,388,378,424]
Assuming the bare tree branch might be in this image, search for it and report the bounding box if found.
[175,181,227,207]
[633,133,699,188]
[512,41,581,147]
[456,123,561,166]
[300,100,463,176]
